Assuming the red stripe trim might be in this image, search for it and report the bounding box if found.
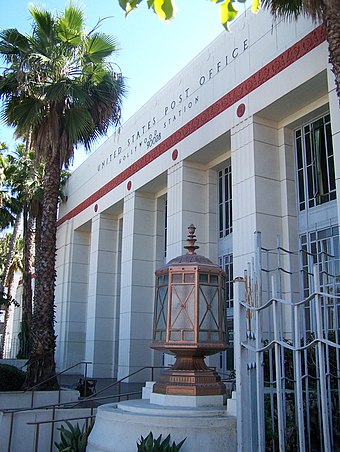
[58,25,326,226]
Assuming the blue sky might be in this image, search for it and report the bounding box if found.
[0,0,251,167]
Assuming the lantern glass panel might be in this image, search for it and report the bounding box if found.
[170,284,195,340]
[183,331,195,341]
[172,274,182,283]
[199,273,208,283]
[198,285,219,340]
[154,285,168,340]
[200,331,220,341]
[184,273,195,283]
[211,274,218,284]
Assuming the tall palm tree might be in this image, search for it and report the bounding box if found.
[5,145,45,358]
[0,233,22,358]
[0,150,22,297]
[261,0,340,104]
[0,4,125,388]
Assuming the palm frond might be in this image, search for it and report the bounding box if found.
[261,0,325,20]
[85,33,118,63]
[0,29,30,57]
[28,5,55,43]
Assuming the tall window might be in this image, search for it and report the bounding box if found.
[300,226,340,332]
[295,113,336,212]
[219,253,234,371]
[164,198,167,259]
[218,162,232,238]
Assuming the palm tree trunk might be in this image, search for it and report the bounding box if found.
[18,206,34,358]
[322,0,340,104]
[24,150,61,390]
[34,202,42,281]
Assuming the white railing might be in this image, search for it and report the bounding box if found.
[235,232,340,452]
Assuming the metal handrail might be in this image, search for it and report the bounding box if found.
[25,360,92,393]
[26,389,143,452]
[3,364,167,452]
[17,361,92,410]
[72,365,167,406]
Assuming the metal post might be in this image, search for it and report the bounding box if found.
[293,299,305,451]
[7,412,14,452]
[31,388,34,408]
[49,405,56,452]
[272,275,285,452]
[34,424,40,452]
[313,265,331,451]
[234,276,248,452]
[255,232,265,452]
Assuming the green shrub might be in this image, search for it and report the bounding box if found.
[0,364,26,391]
[55,420,94,452]
[137,432,186,452]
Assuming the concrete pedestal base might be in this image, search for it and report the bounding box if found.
[87,399,236,452]
[150,392,226,407]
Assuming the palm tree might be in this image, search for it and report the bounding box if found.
[5,145,45,358]
[0,150,22,297]
[261,0,340,104]
[0,4,125,388]
[0,233,23,358]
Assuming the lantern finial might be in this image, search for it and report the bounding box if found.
[184,224,199,255]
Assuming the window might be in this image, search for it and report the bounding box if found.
[219,253,234,371]
[295,113,336,211]
[218,162,232,238]
[300,226,340,332]
[164,198,167,259]
[224,254,234,310]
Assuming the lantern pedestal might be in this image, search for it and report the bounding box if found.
[152,354,226,396]
[150,392,225,407]
[87,398,237,452]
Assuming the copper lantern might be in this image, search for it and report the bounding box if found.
[151,225,227,396]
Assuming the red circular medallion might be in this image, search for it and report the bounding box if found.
[236,103,246,118]
[172,149,178,161]
[127,181,132,191]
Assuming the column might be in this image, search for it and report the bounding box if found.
[232,115,300,338]
[55,221,90,372]
[117,191,156,381]
[167,161,217,261]
[279,127,300,302]
[327,66,340,226]
[231,115,283,277]
[85,213,120,378]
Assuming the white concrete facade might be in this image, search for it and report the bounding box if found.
[54,9,339,379]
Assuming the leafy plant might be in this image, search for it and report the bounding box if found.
[137,432,186,452]
[55,420,94,452]
[0,364,26,391]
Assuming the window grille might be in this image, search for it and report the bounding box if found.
[219,253,234,371]
[300,226,340,332]
[218,162,232,237]
[295,113,336,211]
